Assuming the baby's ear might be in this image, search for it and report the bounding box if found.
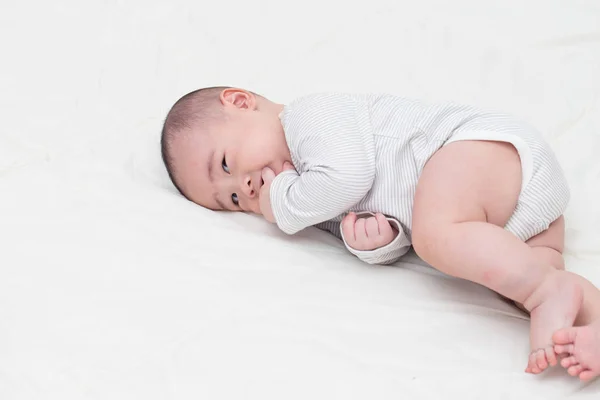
[221,88,255,110]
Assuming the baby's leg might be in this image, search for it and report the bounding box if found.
[526,215,600,380]
[521,216,571,373]
[412,140,585,374]
[509,217,564,326]
[526,216,565,271]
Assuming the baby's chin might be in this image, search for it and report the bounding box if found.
[237,200,261,216]
[250,207,262,216]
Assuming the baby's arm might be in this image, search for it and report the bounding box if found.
[340,212,411,265]
[270,94,376,235]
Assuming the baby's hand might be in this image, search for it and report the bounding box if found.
[341,212,397,251]
[259,161,296,223]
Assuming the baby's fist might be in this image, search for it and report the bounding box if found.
[342,212,397,251]
[259,161,296,224]
[259,167,276,223]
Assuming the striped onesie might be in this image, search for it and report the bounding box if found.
[269,93,570,265]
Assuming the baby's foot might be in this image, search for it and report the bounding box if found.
[525,272,583,374]
[554,321,600,382]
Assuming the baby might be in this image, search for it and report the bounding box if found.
[160,86,600,380]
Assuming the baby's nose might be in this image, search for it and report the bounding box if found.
[241,176,257,198]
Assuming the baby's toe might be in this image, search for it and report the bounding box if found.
[568,364,583,377]
[525,353,539,374]
[554,344,574,355]
[527,351,542,374]
[544,347,558,367]
[552,327,578,345]
[561,356,578,369]
[579,370,599,382]
[535,349,549,371]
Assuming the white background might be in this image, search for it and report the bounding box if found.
[1,0,599,398]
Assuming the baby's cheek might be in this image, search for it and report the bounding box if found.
[245,142,271,169]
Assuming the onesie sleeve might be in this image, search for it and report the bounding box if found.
[270,93,376,235]
[339,213,411,265]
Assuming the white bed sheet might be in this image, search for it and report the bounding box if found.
[1,0,599,398]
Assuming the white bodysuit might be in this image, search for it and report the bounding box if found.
[269,93,570,265]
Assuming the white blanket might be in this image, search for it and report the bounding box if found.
[1,0,599,398]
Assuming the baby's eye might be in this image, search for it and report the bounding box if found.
[231,193,239,206]
[222,157,230,174]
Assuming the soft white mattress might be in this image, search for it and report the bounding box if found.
[1,0,599,398]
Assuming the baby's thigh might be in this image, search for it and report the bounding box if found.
[413,140,522,232]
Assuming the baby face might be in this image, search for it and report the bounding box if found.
[171,90,291,215]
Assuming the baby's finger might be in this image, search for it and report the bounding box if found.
[354,218,367,249]
[282,161,295,171]
[365,217,380,238]
[376,213,393,237]
[261,167,276,185]
[342,213,357,242]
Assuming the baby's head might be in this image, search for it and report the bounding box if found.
[161,87,291,215]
